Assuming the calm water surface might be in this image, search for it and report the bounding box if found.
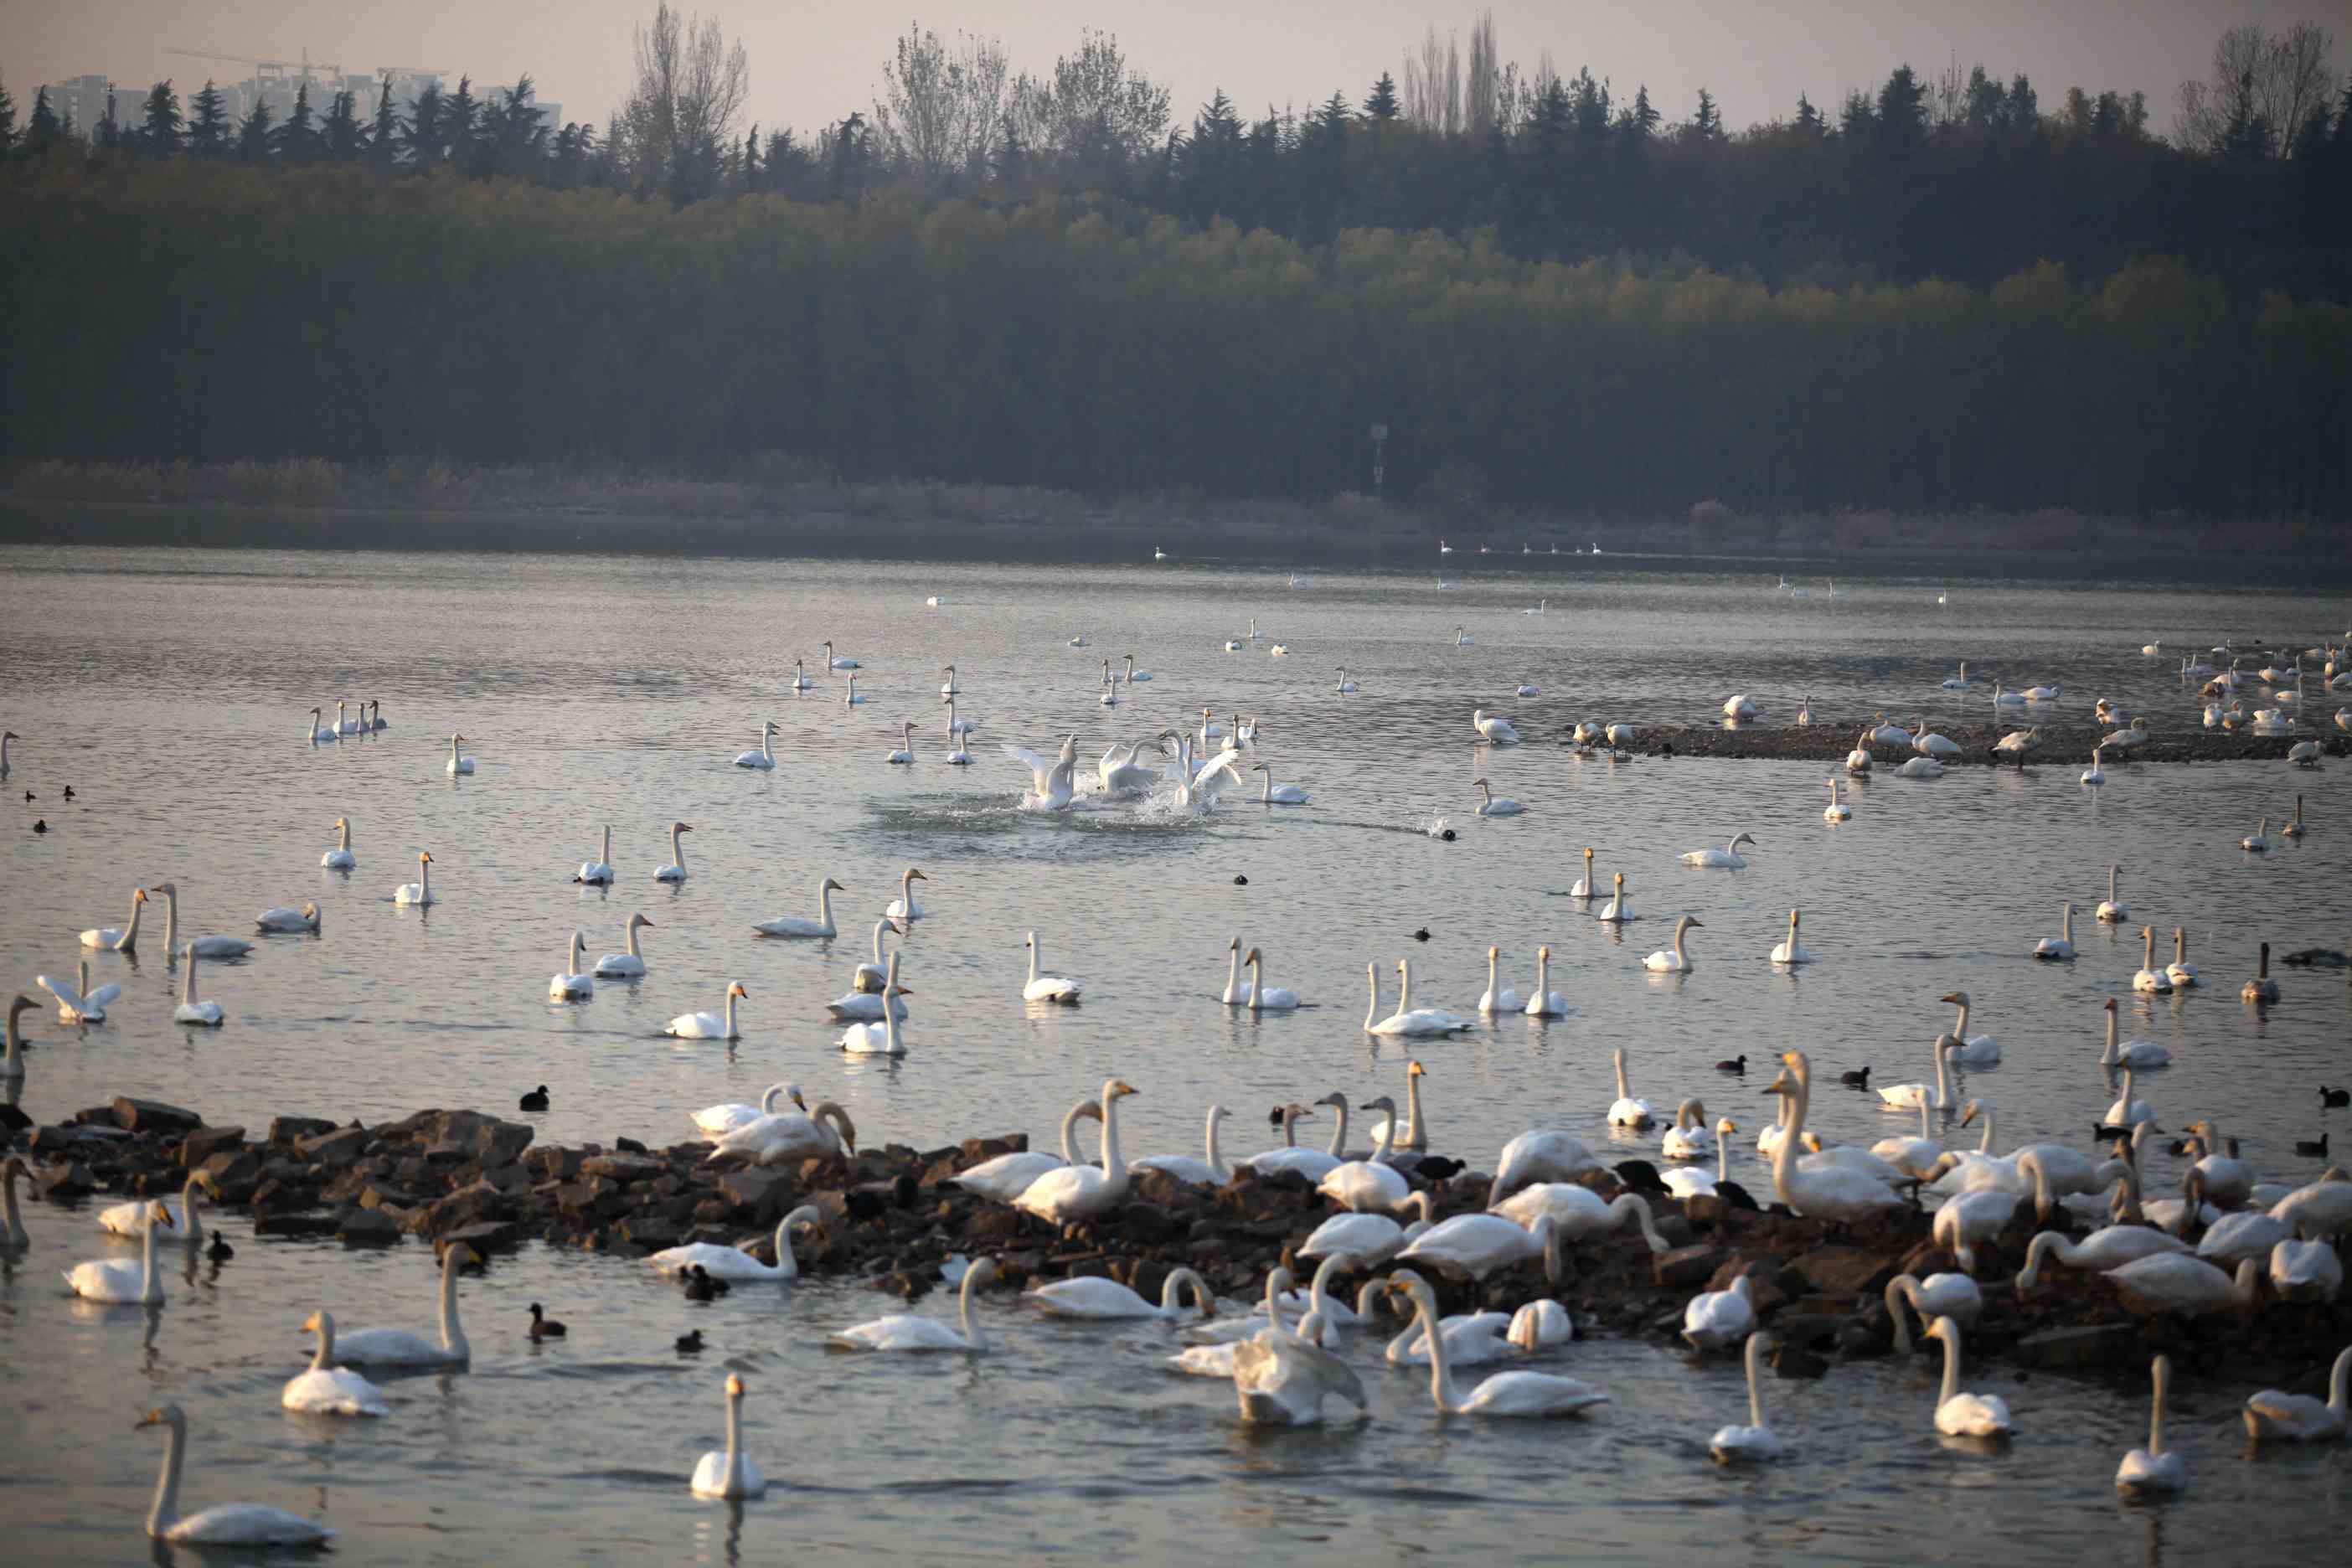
[3,544,2348,1564]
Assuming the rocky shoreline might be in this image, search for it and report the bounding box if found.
[1644,722,2344,766]
[20,1096,2347,1400]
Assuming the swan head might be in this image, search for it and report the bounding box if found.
[148,880,177,897]
[1958,1100,1982,1127]
[302,1309,329,1336]
[1313,1091,1348,1112]
[1613,873,1624,887]
[1940,991,1969,1006]
[1680,916,1703,931]
[1715,1117,1738,1137]
[1732,833,1756,848]
[1245,946,1264,967]
[630,913,652,929]
[418,852,432,865]
[822,879,844,893]
[725,1373,745,1400]
[333,817,347,829]
[137,1405,188,1432]
[1360,1094,1398,1114]
[728,983,749,999]
[149,1202,175,1229]
[130,888,149,905]
[451,733,466,744]
[905,868,928,883]
[1800,1131,1826,1153]
[1408,1060,1425,1081]
[673,822,694,835]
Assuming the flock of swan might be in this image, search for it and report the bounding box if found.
[7,594,2352,1547]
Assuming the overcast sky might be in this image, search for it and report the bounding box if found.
[8,1,2338,138]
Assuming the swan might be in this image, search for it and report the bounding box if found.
[2103,1065,2155,1130]
[689,1375,766,1498]
[823,639,858,670]
[831,1257,998,1352]
[664,981,748,1040]
[1242,947,1298,1011]
[953,1099,1102,1199]
[1922,1316,2010,1436]
[1684,1274,1757,1351]
[735,720,781,768]
[2035,900,2076,960]
[1097,741,1155,794]
[938,663,959,697]
[652,821,693,881]
[1935,991,1999,1064]
[1489,1131,1599,1203]
[2246,1345,2351,1442]
[838,957,909,1055]
[2104,718,2148,750]
[1335,668,1359,694]
[2243,941,2281,1003]
[1596,873,1631,922]
[1380,1297,1514,1367]
[1663,1120,1740,1198]
[1356,1060,1430,1155]
[1024,931,1083,1003]
[137,1406,333,1546]
[2012,1225,2187,1292]
[1870,1098,1949,1180]
[1472,709,1520,744]
[2271,1173,2352,1239]
[885,866,930,920]
[1477,946,1523,1014]
[173,949,224,1026]
[791,658,812,691]
[335,1244,478,1363]
[1122,653,1151,683]
[1991,683,2025,709]
[1399,1209,1573,1282]
[1798,1134,1914,1191]
[593,912,653,977]
[149,884,252,959]
[1680,832,1756,869]
[65,1203,171,1302]
[1606,1047,1657,1127]
[1242,1095,1351,1181]
[1661,1099,1720,1161]
[1473,778,1524,817]
[1098,658,1120,706]
[1385,1271,1610,1416]
[305,706,340,742]
[2241,813,2276,852]
[1934,1153,2055,1271]
[283,1313,390,1416]
[1523,946,1566,1016]
[1508,1298,1572,1350]
[445,733,474,775]
[1989,725,2043,766]
[1027,1265,1213,1320]
[1318,1112,1416,1213]
[1884,1272,1985,1354]
[1014,1080,1140,1225]
[2130,926,2174,993]
[1569,847,1596,897]
[2196,1209,2291,1266]
[1709,1331,1782,1462]
[1878,1038,1956,1112]
[322,816,356,869]
[2081,745,2106,785]
[1944,663,1975,689]
[1822,779,1850,820]
[1216,937,1247,1005]
[691,1082,795,1140]
[829,964,908,1017]
[1763,1055,1910,1224]
[1769,909,1812,966]
[1300,1191,1434,1267]
[2107,1252,2261,1315]
[1233,1285,1369,1425]
[1643,915,1700,972]
[548,931,594,1000]
[1844,730,1875,773]
[2282,794,2306,838]
[754,876,844,938]
[708,1099,855,1168]
[1367,960,1473,1037]
[37,960,121,1024]
[2184,1122,2253,1205]
[652,1209,824,1282]
[944,708,972,766]
[1484,1188,1668,1262]
[1454,626,1473,644]
[1131,1102,1230,1186]
[1911,718,1963,757]
[392,851,436,906]
[571,823,615,885]
[842,673,867,706]
[1722,694,1757,720]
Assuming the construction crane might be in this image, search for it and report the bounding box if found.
[166,49,342,85]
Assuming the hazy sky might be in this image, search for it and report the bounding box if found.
[6,1,2338,138]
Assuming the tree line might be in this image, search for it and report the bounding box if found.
[3,162,2344,518]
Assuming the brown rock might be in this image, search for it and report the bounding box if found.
[268,1116,337,1144]
[34,1159,95,1198]
[617,1215,681,1250]
[961,1135,1024,1163]
[111,1096,203,1133]
[196,1147,261,1190]
[1789,1245,1896,1297]
[297,1127,370,1168]
[523,1146,580,1182]
[178,1126,245,1167]
[250,1177,314,1213]
[424,1179,511,1236]
[580,1153,665,1183]
[441,1218,524,1254]
[337,1208,400,1245]
[1653,1244,1730,1289]
[28,1126,85,1157]
[962,1208,1034,1243]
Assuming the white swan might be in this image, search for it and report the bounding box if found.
[1663,1120,1740,1198]
[1883,1271,1984,1353]
[1252,762,1308,804]
[1683,1273,1757,1351]
[1489,1130,1598,1202]
[1232,1285,1368,1425]
[823,639,858,670]
[952,1099,1101,1199]
[593,911,652,977]
[1472,708,1520,744]
[2081,745,2107,785]
[1335,668,1359,694]
[2131,925,2174,993]
[1764,1054,1909,1223]
[754,877,843,938]
[1478,946,1522,1014]
[304,705,337,743]
[1242,947,1298,1011]
[1934,1153,2054,1271]
[734,720,781,769]
[1722,694,1757,720]
[2243,1345,2351,1441]
[37,959,121,1024]
[1024,931,1083,1003]
[1596,873,1631,922]
[1911,718,1963,757]
[2107,1252,2261,1315]
[1942,661,1970,689]
[549,931,594,1001]
[1769,909,1812,966]
[1606,722,1635,745]
[838,956,908,1054]
[2097,998,2169,1069]
[1523,946,1566,1016]
[2273,1234,2342,1308]
[1568,847,1596,897]
[1014,1080,1138,1225]
[791,658,812,691]
[1822,778,1850,820]
[885,720,916,763]
[652,1209,824,1282]
[885,865,930,920]
[2012,1225,2187,1292]
[939,663,960,696]
[665,981,747,1040]
[1026,1265,1213,1320]
[1923,1316,2012,1436]
[1486,1188,1669,1263]
[707,1097,854,1168]
[1508,1299,1571,1350]
[1607,1047,1655,1127]
[691,1081,794,1140]
[1710,1331,1783,1462]
[1122,653,1151,683]
[333,1244,477,1364]
[1878,1037,1956,1112]
[2096,863,2128,922]
[1870,1099,1949,1181]
[2102,1065,2155,1130]
[149,883,253,959]
[283,1313,389,1416]
[1318,1113,1415,1214]
[832,1257,998,1353]
[251,900,317,934]
[842,672,868,707]
[1097,740,1155,794]
[1643,916,1700,972]
[1385,1271,1610,1416]
[445,732,474,775]
[1473,778,1524,817]
[173,948,224,1026]
[945,705,973,765]
[322,816,356,869]
[66,1203,172,1302]
[1936,991,1999,1063]
[1300,1191,1433,1267]
[2165,927,2199,988]
[652,821,693,882]
[2035,900,2076,960]
[137,1406,333,1546]
[1131,1102,1230,1186]
[2271,1173,2352,1240]
[1368,959,1472,1036]
[392,850,436,906]
[1217,937,1246,1005]
[1680,831,1756,869]
[689,1375,767,1498]
[1662,1098,1719,1160]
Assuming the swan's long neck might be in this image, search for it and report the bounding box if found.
[2329,1347,2352,1415]
[1935,1323,1964,1405]
[2148,1359,2168,1455]
[1487,949,1499,994]
[1612,1194,1663,1251]
[1770,1075,1808,1207]
[1099,1092,1128,1194]
[138,1211,162,1298]
[669,824,686,874]
[340,821,354,854]
[1952,998,1970,1038]
[179,1176,204,1246]
[900,869,915,908]
[2174,928,2187,962]
[1615,1050,1632,1102]
[1932,1041,1952,1106]
[1534,948,1550,1002]
[1364,965,1380,1030]
[439,1246,468,1353]
[180,951,198,1007]
[2101,1008,2118,1065]
[2,1163,23,1241]
[2018,1232,2059,1292]
[1053,1101,1090,1163]
[1745,1330,1768,1428]
[2108,865,2119,901]
[957,1266,988,1351]
[1324,1100,1349,1158]
[761,727,774,762]
[1674,922,1690,964]
[1396,962,1413,1014]
[1412,1288,1467,1412]
[2061,904,2073,942]
[149,1418,186,1535]
[724,988,740,1038]
[3,1008,19,1072]
[1371,1108,1396,1162]
[309,1315,336,1372]
[626,919,642,959]
[723,1390,745,1491]
[159,889,178,954]
[2143,928,2156,968]
[1716,1129,1730,1184]
[1404,1071,1425,1149]
[879,988,900,1052]
[1261,770,1273,802]
[1203,1104,1228,1178]
[418,859,431,902]
[1029,938,1043,988]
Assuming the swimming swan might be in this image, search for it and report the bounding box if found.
[65,1203,172,1302]
[337,1244,479,1364]
[548,931,594,1000]
[1643,916,1700,972]
[593,912,653,977]
[689,1375,766,1498]
[137,1406,333,1545]
[753,877,843,937]
[1681,832,1756,869]
[172,949,224,1026]
[831,1257,999,1352]
[322,817,357,870]
[283,1313,390,1416]
[1710,1331,1782,1462]
[1024,931,1083,1003]
[652,821,693,882]
[1014,1080,1140,1225]
[651,1210,825,1282]
[1385,1271,1610,1416]
[149,882,253,959]
[392,851,436,906]
[665,981,747,1039]
[1923,1315,2012,1436]
[735,720,781,769]
[445,733,474,776]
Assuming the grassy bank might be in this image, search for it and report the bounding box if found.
[4,458,2344,575]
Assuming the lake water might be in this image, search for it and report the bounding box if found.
[3,543,2348,1564]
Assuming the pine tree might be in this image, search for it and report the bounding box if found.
[95,90,122,151]
[137,80,182,157]
[740,126,761,193]
[1627,83,1660,140]
[1364,71,1400,122]
[0,75,14,152]
[235,97,273,164]
[1692,85,1722,141]
[27,85,60,148]
[367,75,400,163]
[1525,77,1571,158]
[403,83,446,167]
[274,82,318,163]
[1875,64,1926,154]
[187,80,229,158]
[1794,91,1823,136]
[443,76,477,169]
[323,90,364,162]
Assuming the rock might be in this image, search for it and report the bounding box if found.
[440,1218,524,1255]
[250,1177,314,1213]
[34,1159,95,1198]
[111,1096,202,1133]
[384,1109,534,1168]
[962,1135,1024,1163]
[297,1127,370,1168]
[254,1213,340,1238]
[28,1126,84,1157]
[2015,1323,2143,1370]
[617,1215,681,1250]
[616,1136,650,1155]
[1653,1244,1730,1289]
[962,1208,1033,1243]
[1789,1246,1896,1297]
[1118,1202,1181,1244]
[196,1148,262,1195]
[580,1154,665,1184]
[178,1126,245,1167]
[337,1208,401,1245]
[1772,1341,1830,1379]
[268,1116,337,1144]
[554,1177,621,1217]
[523,1146,581,1182]
[424,1179,512,1236]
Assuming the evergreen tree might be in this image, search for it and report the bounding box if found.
[2220,71,2272,162]
[1569,68,1612,150]
[1524,77,1571,159]
[0,75,14,152]
[1793,91,1823,135]
[443,77,477,168]
[137,80,182,157]
[403,84,446,167]
[367,75,400,163]
[95,90,122,151]
[1627,83,1660,141]
[1364,71,1400,121]
[829,112,866,204]
[187,80,229,158]
[994,115,1025,186]
[1875,64,1926,153]
[1691,85,1722,141]
[323,90,364,162]
[274,82,318,164]
[235,97,273,164]
[27,85,60,148]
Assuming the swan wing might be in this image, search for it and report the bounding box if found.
[34,972,87,1012]
[1002,744,1054,790]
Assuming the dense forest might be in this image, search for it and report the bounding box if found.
[3,13,2349,517]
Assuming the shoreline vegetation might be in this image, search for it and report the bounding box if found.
[7,460,2348,580]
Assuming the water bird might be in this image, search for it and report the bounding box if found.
[528,1302,568,1339]
[676,1328,704,1352]
[2324,1087,2349,1108]
[689,1375,766,1498]
[652,821,693,881]
[284,1313,389,1416]
[1716,1056,1746,1074]
[137,1406,333,1546]
[336,1244,478,1365]
[518,1086,549,1112]
[593,912,654,977]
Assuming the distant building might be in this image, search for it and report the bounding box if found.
[35,64,560,143]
